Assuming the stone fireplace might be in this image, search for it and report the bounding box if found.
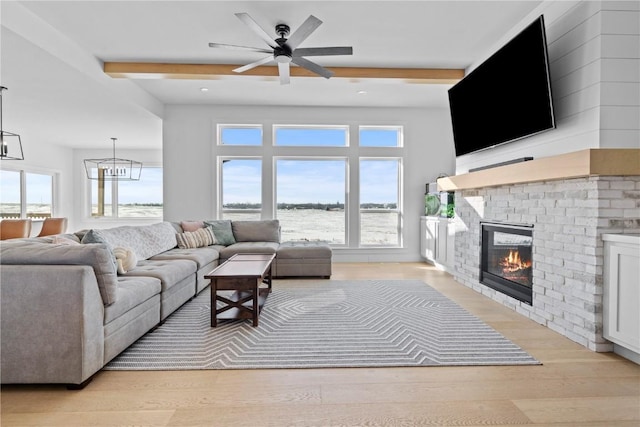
[438,149,640,352]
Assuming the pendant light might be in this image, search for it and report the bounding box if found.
[84,138,142,181]
[0,86,25,161]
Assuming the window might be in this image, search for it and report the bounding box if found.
[217,124,404,248]
[118,167,163,218]
[274,126,348,146]
[89,166,163,218]
[219,125,262,146]
[359,126,403,147]
[359,159,401,246]
[1,169,54,219]
[276,159,346,244]
[220,158,262,220]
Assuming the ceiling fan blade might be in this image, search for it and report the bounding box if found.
[208,43,272,54]
[285,15,322,50]
[235,13,278,49]
[278,62,290,85]
[291,56,334,79]
[233,56,274,73]
[293,46,353,57]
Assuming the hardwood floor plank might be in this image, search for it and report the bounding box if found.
[0,410,175,427]
[1,385,321,413]
[1,262,638,426]
[319,377,639,405]
[512,396,640,424]
[166,400,532,427]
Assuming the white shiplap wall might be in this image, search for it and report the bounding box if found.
[456,1,639,174]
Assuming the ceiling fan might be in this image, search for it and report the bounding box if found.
[209,13,353,85]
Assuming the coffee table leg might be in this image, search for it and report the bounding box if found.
[211,279,218,327]
[253,279,259,327]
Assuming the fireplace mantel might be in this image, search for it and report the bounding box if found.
[438,148,640,191]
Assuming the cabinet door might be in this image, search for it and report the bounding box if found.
[437,219,448,264]
[420,218,437,261]
[604,242,640,353]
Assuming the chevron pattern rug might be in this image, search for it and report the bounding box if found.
[104,280,540,370]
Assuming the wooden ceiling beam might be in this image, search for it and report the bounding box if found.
[103,62,464,84]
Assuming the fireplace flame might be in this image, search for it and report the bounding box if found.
[500,250,532,272]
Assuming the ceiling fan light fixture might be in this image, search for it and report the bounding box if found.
[275,53,292,63]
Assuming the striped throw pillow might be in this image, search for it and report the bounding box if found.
[175,226,216,249]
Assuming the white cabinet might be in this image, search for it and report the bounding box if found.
[420,216,455,273]
[603,234,640,364]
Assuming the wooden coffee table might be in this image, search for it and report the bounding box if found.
[205,253,275,327]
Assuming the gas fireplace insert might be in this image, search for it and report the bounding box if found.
[480,222,533,305]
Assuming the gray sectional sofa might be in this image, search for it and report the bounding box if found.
[0,219,331,387]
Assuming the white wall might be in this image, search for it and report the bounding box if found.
[456,1,639,173]
[163,104,455,262]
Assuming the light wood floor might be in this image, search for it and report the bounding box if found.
[2,262,639,426]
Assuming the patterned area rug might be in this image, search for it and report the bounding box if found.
[104,280,540,370]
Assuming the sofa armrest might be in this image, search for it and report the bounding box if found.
[1,265,105,385]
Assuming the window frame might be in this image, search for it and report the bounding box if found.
[218,156,263,219]
[358,125,404,148]
[358,157,403,247]
[215,123,405,249]
[0,166,57,220]
[274,156,349,246]
[273,124,350,147]
[217,124,263,146]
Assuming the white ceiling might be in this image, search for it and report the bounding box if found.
[0,1,542,150]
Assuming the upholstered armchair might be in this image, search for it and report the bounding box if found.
[0,219,32,240]
[37,217,68,237]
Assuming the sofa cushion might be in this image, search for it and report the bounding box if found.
[204,220,236,246]
[176,226,216,249]
[92,222,177,260]
[52,235,81,245]
[104,276,161,324]
[123,259,196,292]
[0,240,119,305]
[150,247,220,269]
[277,241,332,259]
[231,220,280,243]
[218,241,279,260]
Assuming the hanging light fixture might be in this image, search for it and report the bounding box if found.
[84,137,143,181]
[0,86,25,161]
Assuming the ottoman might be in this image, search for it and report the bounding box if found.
[275,241,332,278]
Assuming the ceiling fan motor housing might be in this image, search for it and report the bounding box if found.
[274,34,292,63]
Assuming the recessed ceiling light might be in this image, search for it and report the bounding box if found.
[200,87,209,92]
[357,90,367,95]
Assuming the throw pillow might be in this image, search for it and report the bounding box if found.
[113,247,138,274]
[204,220,236,246]
[180,220,205,232]
[81,229,117,268]
[52,235,81,245]
[176,226,216,249]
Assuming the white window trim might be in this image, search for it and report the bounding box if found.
[1,166,58,220]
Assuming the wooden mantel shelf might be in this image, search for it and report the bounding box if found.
[438,149,640,191]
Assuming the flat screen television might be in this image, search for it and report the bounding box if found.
[448,15,555,157]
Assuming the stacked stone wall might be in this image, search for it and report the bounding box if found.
[453,176,640,351]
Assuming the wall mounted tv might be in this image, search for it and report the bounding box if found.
[448,15,555,157]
